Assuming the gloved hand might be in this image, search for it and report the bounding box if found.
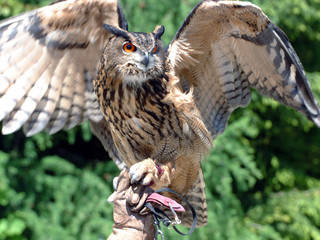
[107,169,155,240]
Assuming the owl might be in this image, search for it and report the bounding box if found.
[0,0,319,227]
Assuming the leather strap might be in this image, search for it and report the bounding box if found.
[145,187,197,239]
[146,192,185,212]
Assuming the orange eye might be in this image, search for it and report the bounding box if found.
[122,42,136,53]
[152,44,158,54]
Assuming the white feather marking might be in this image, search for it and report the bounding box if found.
[0,36,37,77]
[269,47,277,65]
[131,117,143,131]
[270,38,277,48]
[47,59,75,134]
[23,53,67,136]
[0,22,18,44]
[183,122,191,137]
[65,69,85,129]
[277,49,286,74]
[83,69,103,122]
[2,57,51,134]
[0,76,11,96]
[288,64,296,85]
[313,117,320,127]
[291,62,319,116]
[168,39,200,70]
[122,73,148,86]
[0,44,44,123]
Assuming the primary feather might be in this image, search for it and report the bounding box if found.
[0,0,127,166]
[168,1,320,137]
[0,0,125,136]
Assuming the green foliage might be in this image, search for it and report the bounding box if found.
[0,136,117,240]
[120,0,199,45]
[0,0,320,239]
[248,189,320,240]
[0,0,50,20]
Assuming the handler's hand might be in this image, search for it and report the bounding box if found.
[107,169,155,240]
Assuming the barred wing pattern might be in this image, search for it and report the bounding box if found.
[168,0,320,138]
[0,0,127,136]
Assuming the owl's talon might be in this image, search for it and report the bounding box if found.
[142,174,154,186]
[112,176,119,190]
[129,159,158,187]
[129,167,142,184]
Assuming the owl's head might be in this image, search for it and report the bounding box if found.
[102,24,166,86]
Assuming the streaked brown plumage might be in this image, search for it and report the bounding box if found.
[0,0,319,227]
[91,29,211,226]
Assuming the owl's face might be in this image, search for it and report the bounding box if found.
[103,25,166,86]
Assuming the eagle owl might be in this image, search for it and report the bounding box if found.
[0,0,319,227]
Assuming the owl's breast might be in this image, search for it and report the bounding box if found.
[108,108,180,166]
[96,73,211,167]
[107,102,211,168]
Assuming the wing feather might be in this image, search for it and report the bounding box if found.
[46,56,75,134]
[0,38,41,93]
[23,52,66,136]
[83,69,102,122]
[0,43,46,122]
[168,0,320,137]
[65,70,86,130]
[0,0,126,135]
[2,57,51,134]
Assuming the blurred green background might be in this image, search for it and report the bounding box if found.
[0,0,320,239]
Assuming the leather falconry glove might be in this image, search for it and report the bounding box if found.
[107,169,155,240]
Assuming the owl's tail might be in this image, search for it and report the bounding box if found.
[178,169,208,227]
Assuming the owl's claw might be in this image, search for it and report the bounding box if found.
[129,159,159,186]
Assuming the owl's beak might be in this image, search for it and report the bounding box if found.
[142,53,149,67]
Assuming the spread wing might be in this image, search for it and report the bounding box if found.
[167,0,320,138]
[0,0,127,136]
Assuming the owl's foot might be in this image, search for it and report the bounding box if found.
[129,158,172,189]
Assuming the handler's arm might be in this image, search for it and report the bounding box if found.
[107,169,155,240]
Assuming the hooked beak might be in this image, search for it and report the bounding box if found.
[142,53,149,67]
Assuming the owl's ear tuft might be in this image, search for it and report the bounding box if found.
[103,24,130,40]
[153,25,165,39]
